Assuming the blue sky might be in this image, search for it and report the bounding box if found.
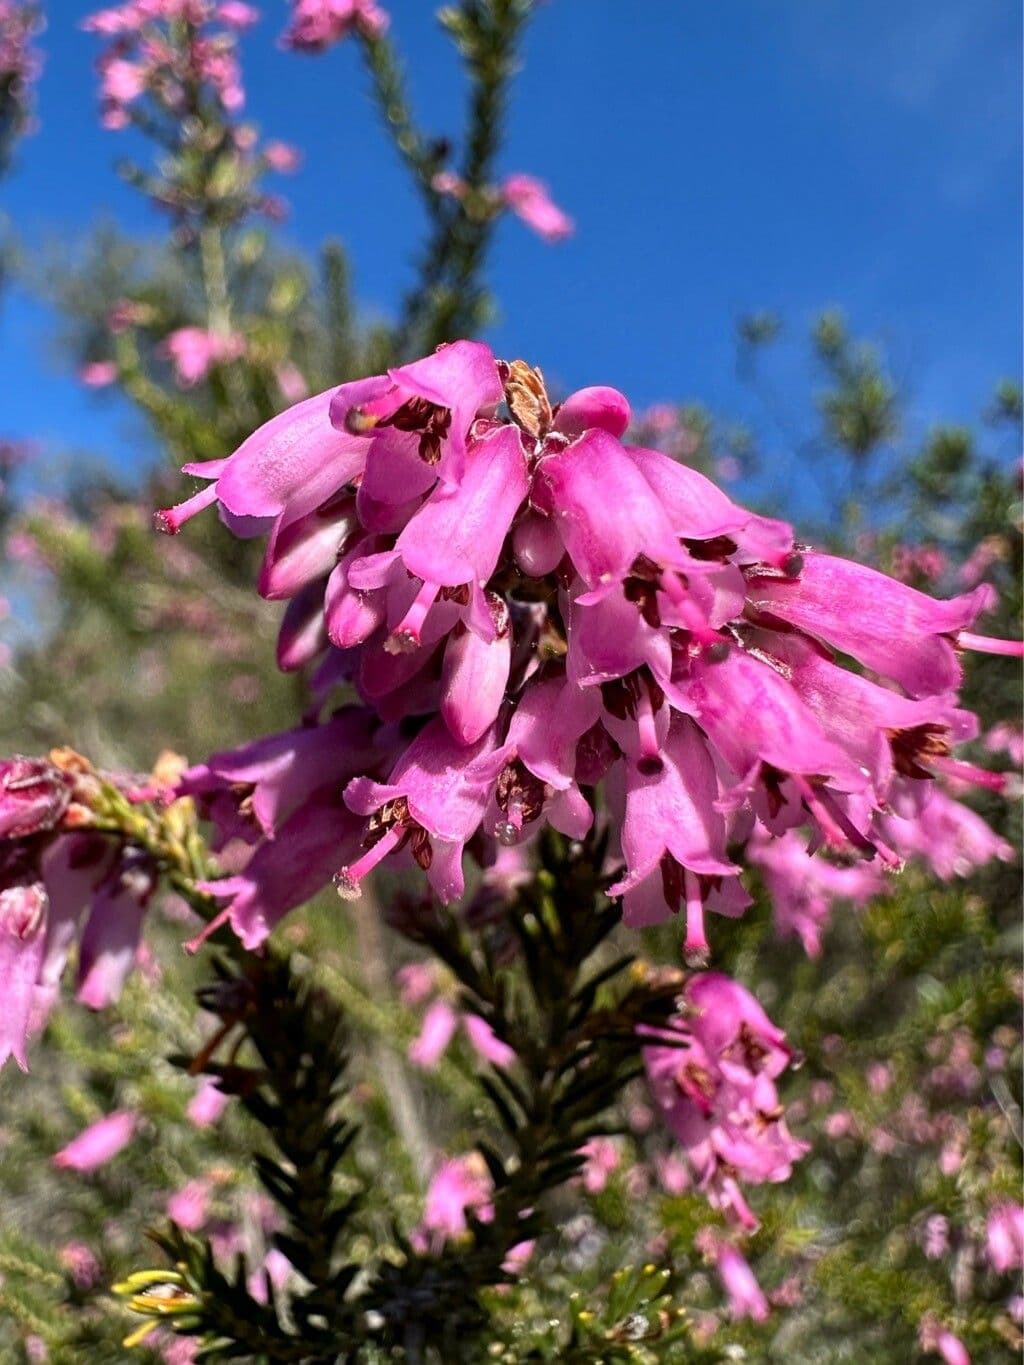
[0,0,1020,505]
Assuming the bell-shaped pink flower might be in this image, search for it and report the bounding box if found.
[408,998,459,1069]
[411,1154,494,1254]
[52,1109,138,1172]
[747,553,998,698]
[608,718,740,958]
[340,718,499,903]
[157,388,367,533]
[713,1240,770,1323]
[76,856,154,1009]
[533,429,689,596]
[197,795,365,950]
[330,339,502,487]
[440,606,511,747]
[0,878,48,1070]
[643,973,807,1229]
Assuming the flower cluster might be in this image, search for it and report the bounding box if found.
[642,973,808,1229]
[82,1,297,232]
[0,753,163,1070]
[83,0,257,130]
[0,0,43,164]
[280,0,388,52]
[157,340,1019,959]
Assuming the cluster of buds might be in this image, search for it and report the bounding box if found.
[0,751,181,1069]
[642,973,808,1229]
[157,339,1019,961]
[83,1,298,232]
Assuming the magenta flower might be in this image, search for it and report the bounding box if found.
[167,1179,212,1231]
[411,1154,494,1254]
[643,973,808,1229]
[80,359,118,388]
[186,1078,229,1128]
[986,1202,1024,1274]
[281,0,389,51]
[52,1109,139,1172]
[696,1232,770,1323]
[155,340,1017,959]
[160,327,245,388]
[501,174,574,243]
[0,876,47,1071]
[747,552,998,698]
[749,827,883,957]
[578,1136,621,1195]
[339,717,500,904]
[402,968,515,1071]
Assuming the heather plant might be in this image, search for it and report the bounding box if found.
[0,6,1021,1365]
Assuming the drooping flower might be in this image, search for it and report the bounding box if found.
[643,973,808,1229]
[154,339,1019,956]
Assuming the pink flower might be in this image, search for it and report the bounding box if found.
[696,1231,769,1323]
[749,827,883,957]
[919,1318,971,1365]
[643,974,807,1229]
[80,360,118,387]
[52,1110,138,1171]
[154,341,1017,961]
[186,1078,229,1127]
[986,1203,1024,1274]
[411,1153,493,1253]
[218,2,260,28]
[407,998,459,1068]
[746,552,998,698]
[58,1241,102,1289]
[984,722,1024,767]
[501,173,574,242]
[579,1137,621,1194]
[264,139,301,173]
[160,327,245,388]
[167,1178,212,1230]
[281,0,389,51]
[0,879,49,1071]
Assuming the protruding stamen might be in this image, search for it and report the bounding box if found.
[957,631,1024,658]
[153,482,219,535]
[635,686,663,776]
[184,906,231,954]
[334,823,405,900]
[930,755,1007,793]
[683,869,710,968]
[386,580,440,653]
[791,775,854,853]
